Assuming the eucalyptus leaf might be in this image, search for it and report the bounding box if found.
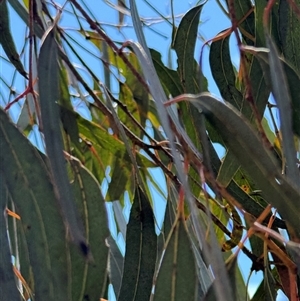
[118,186,157,301]
[153,214,198,301]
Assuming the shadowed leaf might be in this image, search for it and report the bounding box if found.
[118,186,157,301]
[153,213,198,301]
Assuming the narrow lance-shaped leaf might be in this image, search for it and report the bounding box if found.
[0,174,22,301]
[278,0,300,73]
[106,236,124,297]
[173,5,203,93]
[217,151,240,187]
[0,0,27,78]
[69,157,109,300]
[209,35,244,110]
[38,27,88,254]
[153,213,198,301]
[118,186,157,301]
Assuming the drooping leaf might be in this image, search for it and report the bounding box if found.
[118,186,157,301]
[228,0,255,45]
[38,27,88,254]
[222,205,243,251]
[189,93,300,237]
[0,175,22,301]
[0,0,27,78]
[209,35,244,111]
[172,4,208,175]
[0,108,69,300]
[150,49,183,97]
[244,46,300,138]
[106,152,134,204]
[265,32,299,188]
[173,5,203,93]
[217,151,240,187]
[106,236,124,297]
[153,213,198,301]
[278,0,300,73]
[69,157,109,300]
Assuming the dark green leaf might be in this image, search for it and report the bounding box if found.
[190,93,300,237]
[38,28,87,252]
[118,186,157,301]
[153,214,198,301]
[107,153,133,203]
[0,0,27,78]
[150,49,183,97]
[107,236,124,297]
[0,109,69,300]
[173,5,203,93]
[209,35,244,110]
[0,175,22,301]
[279,0,300,73]
[217,151,240,187]
[265,33,299,188]
[69,157,109,300]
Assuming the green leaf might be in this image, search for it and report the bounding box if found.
[0,108,69,300]
[69,157,109,300]
[150,49,183,97]
[247,56,270,121]
[7,0,44,38]
[278,0,300,73]
[107,152,134,203]
[189,93,300,237]
[153,214,198,301]
[244,46,300,138]
[217,151,240,187]
[173,5,203,93]
[265,33,299,188]
[0,0,27,78]
[38,27,87,253]
[0,175,22,301]
[230,0,255,44]
[118,186,157,301]
[209,35,244,111]
[252,266,278,301]
[226,256,248,301]
[107,236,124,297]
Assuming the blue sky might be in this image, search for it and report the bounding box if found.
[0,0,287,300]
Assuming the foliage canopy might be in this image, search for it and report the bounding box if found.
[1,0,300,300]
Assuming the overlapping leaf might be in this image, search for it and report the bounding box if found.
[189,93,300,237]
[0,108,69,300]
[0,175,22,301]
